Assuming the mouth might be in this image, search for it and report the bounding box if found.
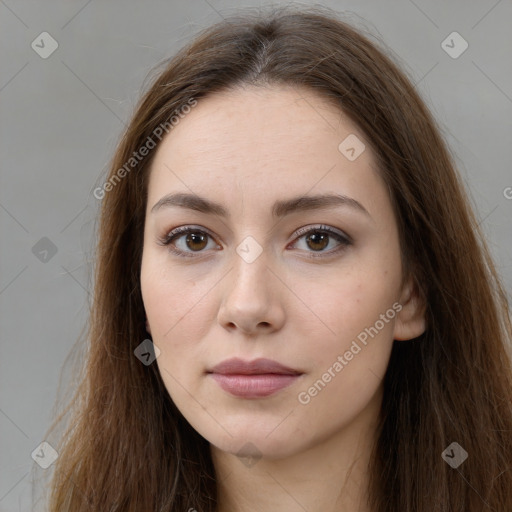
[206,358,303,398]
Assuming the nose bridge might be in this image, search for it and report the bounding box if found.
[230,236,271,300]
[217,236,285,333]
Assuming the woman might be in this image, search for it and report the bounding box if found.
[45,5,512,511]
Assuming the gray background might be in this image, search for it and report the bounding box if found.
[1,0,511,510]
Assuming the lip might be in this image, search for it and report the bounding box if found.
[207,358,303,398]
[209,357,301,376]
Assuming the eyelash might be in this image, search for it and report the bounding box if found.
[157,224,352,259]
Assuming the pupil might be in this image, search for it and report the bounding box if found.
[307,233,328,251]
[186,232,207,251]
[183,232,329,252]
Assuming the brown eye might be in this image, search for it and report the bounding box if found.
[160,226,219,258]
[291,225,352,258]
[184,232,208,251]
[305,232,329,251]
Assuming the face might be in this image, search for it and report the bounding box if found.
[140,85,424,459]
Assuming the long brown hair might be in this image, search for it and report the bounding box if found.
[43,5,512,510]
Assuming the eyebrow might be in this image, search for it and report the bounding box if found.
[150,191,371,219]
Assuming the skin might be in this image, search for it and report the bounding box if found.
[140,84,425,512]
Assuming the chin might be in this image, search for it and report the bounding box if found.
[211,437,298,461]
[200,421,307,461]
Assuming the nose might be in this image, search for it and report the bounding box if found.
[217,248,286,336]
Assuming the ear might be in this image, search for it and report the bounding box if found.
[393,275,426,341]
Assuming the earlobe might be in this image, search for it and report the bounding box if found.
[393,275,427,341]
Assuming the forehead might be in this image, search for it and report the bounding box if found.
[146,85,385,215]
[153,85,360,163]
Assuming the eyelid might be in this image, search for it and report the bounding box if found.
[159,226,215,248]
[292,224,352,244]
[287,224,352,259]
[158,223,352,258]
[161,224,351,243]
[163,224,217,242]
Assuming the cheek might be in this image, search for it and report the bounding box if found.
[293,293,396,432]
[289,259,400,409]
[141,255,211,342]
[141,267,210,402]
[140,261,216,401]
[288,264,400,355]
